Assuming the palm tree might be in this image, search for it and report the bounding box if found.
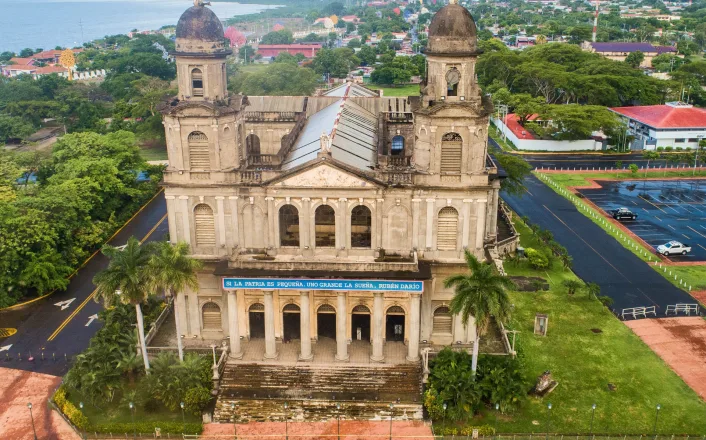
[445,250,514,375]
[93,236,156,373]
[562,279,583,296]
[148,241,202,362]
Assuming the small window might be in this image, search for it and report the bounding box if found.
[191,68,203,97]
[437,207,459,250]
[688,138,698,143]
[279,204,300,247]
[315,205,336,247]
[391,136,405,156]
[675,138,685,143]
[194,204,216,246]
[433,306,452,334]
[351,205,372,248]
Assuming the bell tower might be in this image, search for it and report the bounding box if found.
[420,0,482,107]
[172,0,231,101]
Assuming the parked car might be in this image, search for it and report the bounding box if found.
[611,207,638,220]
[657,241,691,256]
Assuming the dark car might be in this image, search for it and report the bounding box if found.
[611,207,638,220]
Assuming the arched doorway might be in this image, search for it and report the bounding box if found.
[282,303,300,342]
[249,303,265,339]
[385,305,405,342]
[317,304,336,339]
[351,305,371,342]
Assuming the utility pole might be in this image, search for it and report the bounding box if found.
[592,0,599,43]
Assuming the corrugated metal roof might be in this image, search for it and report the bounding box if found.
[246,96,306,112]
[322,82,379,98]
[282,98,378,171]
[590,42,658,53]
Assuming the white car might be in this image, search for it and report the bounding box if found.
[657,241,691,256]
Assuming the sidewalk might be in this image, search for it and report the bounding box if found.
[0,367,80,440]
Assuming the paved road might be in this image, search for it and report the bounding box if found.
[518,152,686,170]
[491,140,696,314]
[0,191,168,376]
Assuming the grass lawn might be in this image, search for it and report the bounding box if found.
[366,84,420,96]
[139,146,168,161]
[489,123,516,151]
[483,218,706,434]
[68,393,201,426]
[535,170,706,292]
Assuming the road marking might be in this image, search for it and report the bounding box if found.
[638,195,667,214]
[668,224,676,231]
[699,244,706,252]
[54,298,76,310]
[85,314,99,327]
[542,205,630,282]
[631,201,638,206]
[0,344,12,352]
[682,234,691,240]
[0,328,17,337]
[687,226,706,239]
[47,214,168,342]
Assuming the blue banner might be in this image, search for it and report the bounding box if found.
[222,278,424,292]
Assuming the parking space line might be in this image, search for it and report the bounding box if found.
[683,234,691,240]
[668,224,676,231]
[687,226,706,239]
[654,216,662,222]
[639,195,668,214]
[699,244,706,252]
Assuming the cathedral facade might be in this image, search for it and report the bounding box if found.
[161,1,510,364]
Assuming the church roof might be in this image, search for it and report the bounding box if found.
[176,4,225,43]
[323,82,379,98]
[282,98,377,172]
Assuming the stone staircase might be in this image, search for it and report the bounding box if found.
[214,362,423,422]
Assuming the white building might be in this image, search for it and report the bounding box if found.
[610,102,706,150]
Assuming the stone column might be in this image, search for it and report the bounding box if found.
[335,292,349,361]
[489,186,500,239]
[376,199,385,249]
[370,292,385,362]
[475,199,487,250]
[462,199,473,249]
[425,198,435,249]
[453,313,466,344]
[337,198,348,249]
[411,199,421,249]
[187,289,200,336]
[228,196,239,249]
[265,197,275,248]
[179,196,191,245]
[227,291,243,359]
[407,293,421,361]
[263,290,278,359]
[165,196,177,244]
[299,291,313,361]
[215,196,226,250]
[301,197,311,249]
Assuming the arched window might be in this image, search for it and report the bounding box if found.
[315,205,336,247]
[194,204,216,246]
[202,302,221,330]
[191,68,203,97]
[433,306,452,334]
[188,131,209,170]
[351,205,372,248]
[437,207,459,250]
[441,132,462,174]
[279,204,300,247]
[391,136,405,156]
[246,134,261,156]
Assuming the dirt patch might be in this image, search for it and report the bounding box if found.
[590,328,603,334]
[509,276,549,292]
[203,420,432,440]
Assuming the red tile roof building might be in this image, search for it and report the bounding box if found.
[257,44,323,59]
[610,102,706,150]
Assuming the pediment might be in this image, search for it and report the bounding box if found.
[271,163,379,188]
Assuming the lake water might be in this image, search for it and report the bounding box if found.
[0,0,276,53]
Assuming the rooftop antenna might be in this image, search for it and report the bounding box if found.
[592,0,599,43]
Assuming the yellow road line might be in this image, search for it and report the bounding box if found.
[638,195,668,214]
[47,214,168,342]
[2,189,165,312]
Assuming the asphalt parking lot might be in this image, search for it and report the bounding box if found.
[578,179,706,262]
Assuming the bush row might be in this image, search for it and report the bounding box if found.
[87,421,203,435]
[434,425,496,436]
[53,386,90,430]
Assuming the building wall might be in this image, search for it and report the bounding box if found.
[493,117,602,151]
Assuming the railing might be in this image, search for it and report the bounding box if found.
[621,306,657,320]
[387,155,412,168]
[486,153,498,174]
[665,303,700,316]
[277,112,308,160]
[384,112,413,122]
[383,172,413,185]
[143,299,173,348]
[246,154,281,168]
[244,111,297,122]
[240,171,262,184]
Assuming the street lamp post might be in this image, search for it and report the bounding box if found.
[180,402,185,433]
[231,402,237,439]
[336,403,341,440]
[653,404,661,437]
[494,403,499,440]
[129,402,136,439]
[284,402,289,440]
[389,403,394,440]
[28,403,38,440]
[546,403,552,440]
[589,404,596,439]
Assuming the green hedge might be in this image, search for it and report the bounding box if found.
[53,386,89,430]
[86,421,203,435]
[435,425,495,436]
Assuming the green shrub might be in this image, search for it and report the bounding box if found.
[665,146,673,152]
[629,163,639,175]
[53,386,90,430]
[598,295,614,307]
[423,386,445,421]
[656,147,664,152]
[184,386,212,415]
[460,425,496,436]
[676,146,683,151]
[525,248,549,270]
[88,421,202,435]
